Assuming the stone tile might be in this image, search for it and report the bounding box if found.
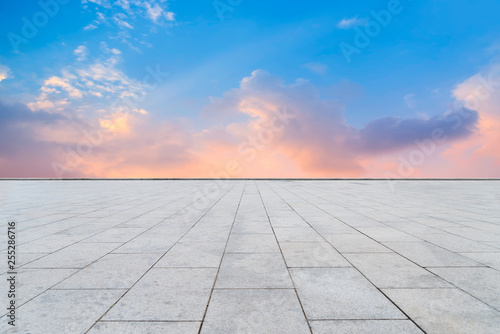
[357,227,419,242]
[19,234,86,253]
[413,233,498,252]
[274,227,323,242]
[428,267,500,309]
[1,269,78,305]
[436,226,500,242]
[310,320,424,334]
[103,268,217,321]
[324,233,391,253]
[54,254,160,289]
[89,321,201,333]
[201,289,310,334]
[231,221,273,234]
[269,216,309,228]
[383,288,500,334]
[383,241,483,267]
[215,253,292,289]
[0,289,125,333]
[280,242,350,267]
[23,242,121,269]
[156,242,226,267]
[112,234,179,253]
[459,252,500,270]
[290,268,406,320]
[83,227,147,243]
[345,253,451,288]
[181,228,230,243]
[225,233,280,253]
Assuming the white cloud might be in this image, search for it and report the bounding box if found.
[166,11,175,21]
[0,64,12,82]
[30,47,148,117]
[81,1,175,50]
[44,76,84,99]
[304,62,329,75]
[84,24,98,30]
[337,16,368,29]
[403,93,416,108]
[73,45,88,61]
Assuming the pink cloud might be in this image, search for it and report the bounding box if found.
[2,67,499,178]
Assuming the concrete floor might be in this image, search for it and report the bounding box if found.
[1,180,499,333]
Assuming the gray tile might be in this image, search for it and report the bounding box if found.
[310,320,424,334]
[54,254,160,289]
[324,233,391,253]
[201,289,310,334]
[345,253,451,288]
[226,233,280,253]
[23,242,121,269]
[291,268,406,320]
[383,288,500,334]
[231,221,274,234]
[358,227,419,242]
[83,227,147,243]
[112,234,179,253]
[1,268,78,305]
[156,242,226,267]
[0,289,125,333]
[280,242,350,267]
[103,268,217,321]
[459,252,500,270]
[383,241,483,267]
[414,233,498,252]
[89,321,201,333]
[274,227,323,242]
[181,228,230,243]
[428,267,500,309]
[216,253,292,288]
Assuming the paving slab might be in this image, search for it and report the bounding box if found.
[215,253,293,289]
[225,233,280,253]
[155,242,226,267]
[382,241,483,267]
[22,242,122,269]
[310,320,424,334]
[345,252,452,288]
[103,268,217,321]
[383,288,500,334]
[1,180,499,333]
[0,289,125,333]
[428,267,500,310]
[54,253,160,289]
[88,321,201,333]
[280,242,350,267]
[290,267,406,320]
[201,289,310,334]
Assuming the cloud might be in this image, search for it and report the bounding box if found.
[29,46,146,116]
[304,62,329,75]
[0,100,87,177]
[203,70,479,176]
[337,16,368,29]
[403,93,416,108]
[2,69,491,178]
[0,64,12,82]
[82,0,176,40]
[73,45,88,61]
[355,108,479,154]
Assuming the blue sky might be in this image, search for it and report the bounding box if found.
[1,0,500,177]
[1,0,499,123]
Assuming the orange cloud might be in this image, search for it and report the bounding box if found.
[2,67,499,178]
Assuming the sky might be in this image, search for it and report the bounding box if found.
[0,0,500,178]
